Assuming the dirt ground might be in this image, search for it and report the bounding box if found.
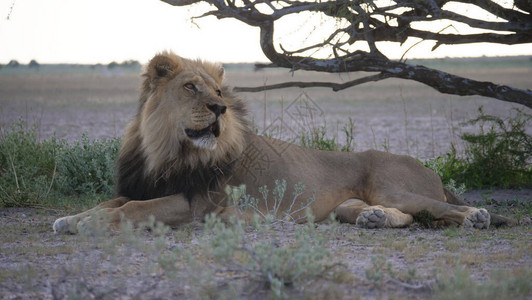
[0,197,530,299]
[0,61,531,299]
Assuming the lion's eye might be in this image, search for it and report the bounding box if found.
[184,83,197,93]
[216,89,222,97]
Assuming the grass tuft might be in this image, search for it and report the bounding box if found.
[413,210,436,228]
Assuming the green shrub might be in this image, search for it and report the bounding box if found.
[227,180,315,224]
[0,121,58,207]
[205,181,339,297]
[423,148,467,188]
[425,108,531,189]
[460,107,531,188]
[56,134,120,196]
[0,121,120,207]
[203,213,338,298]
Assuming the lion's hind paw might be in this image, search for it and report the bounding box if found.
[356,207,387,229]
[463,208,490,229]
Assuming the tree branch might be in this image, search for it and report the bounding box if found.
[452,0,531,21]
[234,72,392,92]
[235,61,532,108]
[385,62,532,108]
[160,0,532,107]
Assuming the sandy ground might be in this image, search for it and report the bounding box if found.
[0,197,530,299]
[0,63,531,299]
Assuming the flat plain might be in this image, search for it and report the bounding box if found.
[0,57,531,299]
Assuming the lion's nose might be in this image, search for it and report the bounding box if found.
[207,104,227,117]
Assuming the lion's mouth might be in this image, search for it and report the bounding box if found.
[185,120,221,139]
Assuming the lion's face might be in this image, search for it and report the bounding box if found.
[162,67,228,150]
[133,52,247,174]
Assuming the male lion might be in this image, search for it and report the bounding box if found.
[53,52,515,234]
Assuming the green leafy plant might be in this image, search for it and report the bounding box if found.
[425,108,531,189]
[226,180,315,224]
[0,121,58,207]
[299,118,356,152]
[341,117,356,152]
[207,181,340,297]
[460,107,532,189]
[299,123,339,151]
[203,213,338,298]
[423,148,467,188]
[56,133,120,196]
[0,120,120,208]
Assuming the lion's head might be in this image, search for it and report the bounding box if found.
[138,52,249,174]
[117,52,249,198]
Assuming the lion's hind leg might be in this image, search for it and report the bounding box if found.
[335,199,413,228]
[375,191,491,229]
[53,197,128,234]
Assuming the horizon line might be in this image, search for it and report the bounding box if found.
[2,54,532,66]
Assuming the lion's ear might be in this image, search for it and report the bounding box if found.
[145,52,183,84]
[218,67,225,81]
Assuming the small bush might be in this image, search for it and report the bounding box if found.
[206,181,340,297]
[460,107,532,188]
[56,134,120,196]
[203,213,338,298]
[0,121,120,207]
[425,108,532,189]
[227,180,315,224]
[423,149,465,184]
[0,121,58,207]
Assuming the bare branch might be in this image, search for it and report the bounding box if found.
[452,0,531,21]
[235,61,532,108]
[280,27,348,56]
[440,10,532,32]
[234,72,392,92]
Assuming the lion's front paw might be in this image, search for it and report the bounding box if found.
[463,208,490,229]
[356,207,387,229]
[53,216,79,234]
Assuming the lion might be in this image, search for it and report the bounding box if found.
[53,51,515,234]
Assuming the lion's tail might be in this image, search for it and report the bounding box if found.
[443,187,517,227]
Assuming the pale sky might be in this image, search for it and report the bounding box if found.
[1,0,531,64]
